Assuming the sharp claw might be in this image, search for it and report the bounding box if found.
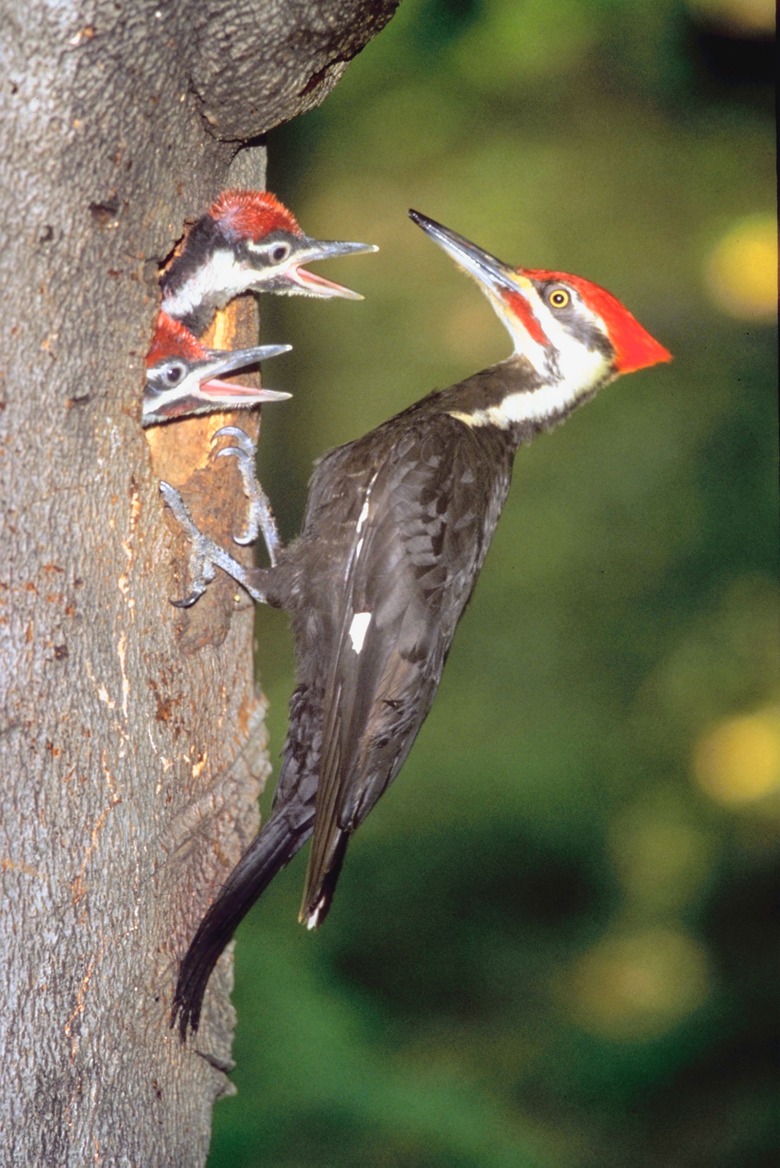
[214,444,247,464]
[212,425,256,457]
[170,590,204,609]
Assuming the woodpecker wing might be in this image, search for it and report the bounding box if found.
[300,410,514,926]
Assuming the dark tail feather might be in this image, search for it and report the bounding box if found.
[298,829,351,931]
[171,806,312,1039]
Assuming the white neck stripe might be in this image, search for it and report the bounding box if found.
[162,249,256,321]
[449,350,611,430]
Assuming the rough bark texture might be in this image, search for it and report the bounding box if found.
[0,1,398,1164]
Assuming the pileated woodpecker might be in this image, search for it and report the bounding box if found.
[143,311,291,427]
[163,210,671,1036]
[160,189,377,336]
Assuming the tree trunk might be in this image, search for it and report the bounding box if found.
[0,2,398,1163]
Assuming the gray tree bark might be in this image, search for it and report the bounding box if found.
[0,2,398,1164]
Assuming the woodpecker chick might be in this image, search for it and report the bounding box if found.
[145,313,291,560]
[160,189,378,336]
[166,211,671,1036]
[143,311,291,427]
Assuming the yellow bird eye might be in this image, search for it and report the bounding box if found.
[548,288,571,309]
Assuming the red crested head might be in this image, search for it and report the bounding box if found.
[146,312,205,366]
[209,189,302,243]
[522,268,672,374]
[408,211,671,384]
[159,192,377,331]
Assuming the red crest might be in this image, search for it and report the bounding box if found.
[146,312,204,365]
[523,269,672,373]
[210,189,302,242]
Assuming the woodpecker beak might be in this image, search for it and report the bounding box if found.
[289,237,378,300]
[409,210,533,300]
[410,209,560,365]
[142,343,292,427]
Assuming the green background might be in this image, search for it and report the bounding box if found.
[209,1,777,1164]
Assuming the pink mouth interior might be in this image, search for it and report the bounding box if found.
[200,378,266,400]
[293,266,359,298]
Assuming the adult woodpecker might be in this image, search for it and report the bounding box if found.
[160,189,378,336]
[143,311,291,427]
[163,210,671,1036]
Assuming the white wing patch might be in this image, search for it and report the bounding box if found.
[355,495,370,534]
[348,611,372,654]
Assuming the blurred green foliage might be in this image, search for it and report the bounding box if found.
[208,1,777,1164]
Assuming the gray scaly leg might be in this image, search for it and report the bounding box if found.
[159,481,269,606]
[212,426,282,565]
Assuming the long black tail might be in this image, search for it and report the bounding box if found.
[171,804,313,1039]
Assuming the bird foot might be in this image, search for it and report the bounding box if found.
[159,482,218,606]
[212,426,282,565]
[159,481,268,606]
